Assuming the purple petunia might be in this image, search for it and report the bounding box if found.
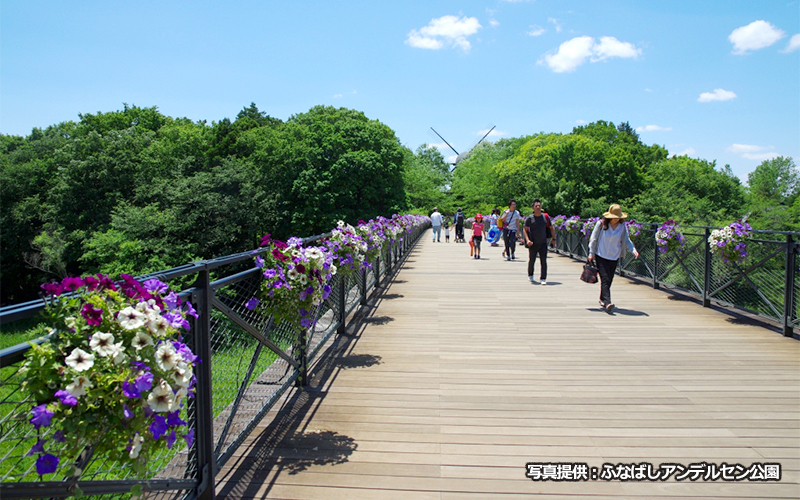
[184,301,198,319]
[150,414,169,440]
[166,410,187,427]
[184,428,195,448]
[30,404,54,429]
[172,341,198,364]
[255,256,265,269]
[60,276,84,292]
[40,281,64,296]
[55,390,78,406]
[135,372,154,393]
[123,403,134,419]
[80,303,103,326]
[143,279,169,295]
[35,453,59,475]
[53,430,65,443]
[263,268,277,279]
[245,297,260,310]
[164,311,190,330]
[166,430,177,449]
[164,291,181,310]
[123,381,142,399]
[26,439,47,457]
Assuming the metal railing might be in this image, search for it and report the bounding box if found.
[0,223,427,499]
[551,223,799,337]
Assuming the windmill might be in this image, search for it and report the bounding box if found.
[429,125,496,170]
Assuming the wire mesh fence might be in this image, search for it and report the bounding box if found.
[553,222,798,336]
[0,223,427,500]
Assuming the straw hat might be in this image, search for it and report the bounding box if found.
[603,204,628,219]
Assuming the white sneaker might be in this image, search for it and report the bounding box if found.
[529,276,535,283]
[540,280,547,286]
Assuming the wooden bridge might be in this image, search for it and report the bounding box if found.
[213,232,799,499]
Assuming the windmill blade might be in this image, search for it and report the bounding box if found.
[429,127,460,156]
[475,125,496,146]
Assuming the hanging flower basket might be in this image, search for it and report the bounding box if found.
[552,215,567,230]
[582,217,601,238]
[250,236,336,330]
[21,275,199,477]
[625,218,644,241]
[655,220,686,254]
[564,215,582,233]
[325,221,368,279]
[709,220,752,264]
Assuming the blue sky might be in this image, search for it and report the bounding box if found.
[2,0,798,181]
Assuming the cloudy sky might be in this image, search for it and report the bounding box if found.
[2,0,798,181]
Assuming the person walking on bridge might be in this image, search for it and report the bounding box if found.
[430,207,443,242]
[588,204,640,313]
[500,200,521,261]
[523,200,553,285]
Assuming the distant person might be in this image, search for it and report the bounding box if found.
[430,207,443,242]
[523,200,553,285]
[471,214,487,259]
[500,200,521,261]
[488,209,501,246]
[444,223,450,243]
[454,208,465,243]
[588,204,640,313]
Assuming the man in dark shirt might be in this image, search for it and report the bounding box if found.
[523,199,552,285]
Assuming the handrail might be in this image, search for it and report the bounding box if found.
[0,222,429,500]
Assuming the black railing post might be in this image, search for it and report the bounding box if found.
[703,227,712,307]
[338,275,346,335]
[360,267,367,305]
[784,234,796,337]
[295,327,308,387]
[192,266,216,500]
[653,239,660,290]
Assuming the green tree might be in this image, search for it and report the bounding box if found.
[403,145,451,212]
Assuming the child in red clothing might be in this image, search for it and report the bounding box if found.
[472,214,487,259]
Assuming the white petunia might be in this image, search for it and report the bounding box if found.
[329,264,337,276]
[65,348,94,372]
[129,433,144,459]
[65,374,93,397]
[148,315,169,337]
[287,268,300,281]
[111,342,126,365]
[172,362,193,388]
[118,307,146,330]
[146,379,175,412]
[155,343,179,371]
[132,331,155,350]
[298,274,309,286]
[89,332,116,357]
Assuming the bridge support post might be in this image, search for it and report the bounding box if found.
[192,266,217,500]
[703,227,712,307]
[784,234,797,337]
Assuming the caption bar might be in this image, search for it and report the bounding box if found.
[525,462,781,482]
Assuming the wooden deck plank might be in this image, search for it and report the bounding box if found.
[214,232,800,498]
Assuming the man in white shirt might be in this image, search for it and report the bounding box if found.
[430,208,443,242]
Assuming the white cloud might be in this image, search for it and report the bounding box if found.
[670,147,696,157]
[727,143,769,154]
[743,152,780,161]
[405,15,482,52]
[539,35,641,73]
[729,20,785,54]
[527,25,545,37]
[490,19,500,28]
[575,119,588,124]
[727,143,779,161]
[636,124,672,132]
[697,88,737,102]
[333,94,343,98]
[783,33,800,53]
[548,17,562,33]
[477,128,506,138]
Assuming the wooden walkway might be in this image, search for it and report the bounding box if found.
[215,231,800,499]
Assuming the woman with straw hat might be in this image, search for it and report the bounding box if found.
[587,204,640,313]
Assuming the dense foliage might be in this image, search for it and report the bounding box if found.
[1,104,410,305]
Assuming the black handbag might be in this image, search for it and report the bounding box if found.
[580,262,599,284]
